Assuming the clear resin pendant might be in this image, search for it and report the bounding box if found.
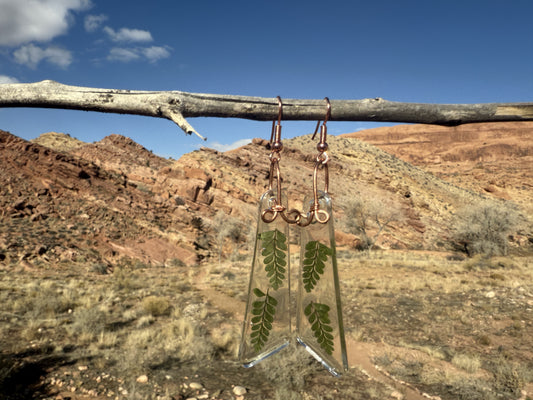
[239,189,291,367]
[297,191,348,376]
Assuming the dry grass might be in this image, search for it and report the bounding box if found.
[141,295,172,317]
[0,250,532,399]
[451,353,481,373]
[340,250,533,400]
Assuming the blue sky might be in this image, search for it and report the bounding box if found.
[1,0,532,158]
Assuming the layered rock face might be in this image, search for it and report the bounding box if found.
[1,121,530,267]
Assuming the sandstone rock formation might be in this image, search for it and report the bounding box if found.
[1,121,530,268]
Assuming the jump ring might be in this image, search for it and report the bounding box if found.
[261,209,278,223]
[314,209,330,224]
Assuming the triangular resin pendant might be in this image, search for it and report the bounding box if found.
[297,191,348,376]
[239,189,291,367]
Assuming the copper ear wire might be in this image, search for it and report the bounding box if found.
[298,97,331,227]
[267,96,283,191]
[262,97,301,224]
[262,97,332,226]
[311,96,331,142]
[269,96,283,153]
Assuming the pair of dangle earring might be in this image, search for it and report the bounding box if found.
[239,97,348,376]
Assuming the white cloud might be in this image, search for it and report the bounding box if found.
[206,138,252,152]
[103,26,153,42]
[84,13,107,32]
[0,0,91,46]
[142,46,171,63]
[107,47,141,62]
[107,46,171,63]
[0,75,19,84]
[13,44,72,68]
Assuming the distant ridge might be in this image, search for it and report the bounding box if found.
[1,121,530,268]
[31,131,86,152]
[344,121,533,211]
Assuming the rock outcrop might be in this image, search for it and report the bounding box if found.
[1,122,530,268]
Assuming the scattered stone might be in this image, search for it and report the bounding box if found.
[189,382,203,390]
[233,386,247,396]
[77,365,88,371]
[136,374,148,384]
[390,390,403,399]
[485,291,496,298]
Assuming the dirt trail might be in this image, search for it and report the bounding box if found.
[346,340,431,400]
[197,277,432,400]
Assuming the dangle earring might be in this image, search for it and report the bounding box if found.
[296,98,348,376]
[239,97,296,367]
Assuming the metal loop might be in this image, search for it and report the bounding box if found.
[269,160,283,206]
[313,160,329,195]
[261,209,278,223]
[314,209,330,224]
[300,160,329,225]
[316,151,329,165]
[297,212,313,227]
[281,208,302,224]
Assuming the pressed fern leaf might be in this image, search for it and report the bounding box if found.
[304,301,335,355]
[260,229,287,290]
[250,288,278,352]
[302,241,332,292]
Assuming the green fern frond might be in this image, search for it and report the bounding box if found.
[260,229,287,290]
[302,241,332,292]
[304,301,335,355]
[250,288,278,352]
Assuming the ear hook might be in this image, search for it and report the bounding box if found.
[263,96,301,224]
[270,96,283,147]
[311,97,331,142]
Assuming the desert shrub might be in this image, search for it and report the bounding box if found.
[452,353,481,373]
[121,317,213,374]
[21,320,45,341]
[16,284,75,319]
[490,358,531,396]
[167,257,185,267]
[96,331,118,349]
[343,193,403,251]
[259,343,318,392]
[141,295,171,317]
[113,268,143,291]
[90,263,109,274]
[210,325,240,357]
[69,307,107,337]
[476,334,492,346]
[212,210,247,263]
[453,202,518,257]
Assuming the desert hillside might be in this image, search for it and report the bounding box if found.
[1,124,533,400]
[343,121,533,212]
[1,122,531,268]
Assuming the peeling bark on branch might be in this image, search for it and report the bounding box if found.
[1,80,533,138]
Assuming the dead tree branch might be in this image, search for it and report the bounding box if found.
[1,80,533,139]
